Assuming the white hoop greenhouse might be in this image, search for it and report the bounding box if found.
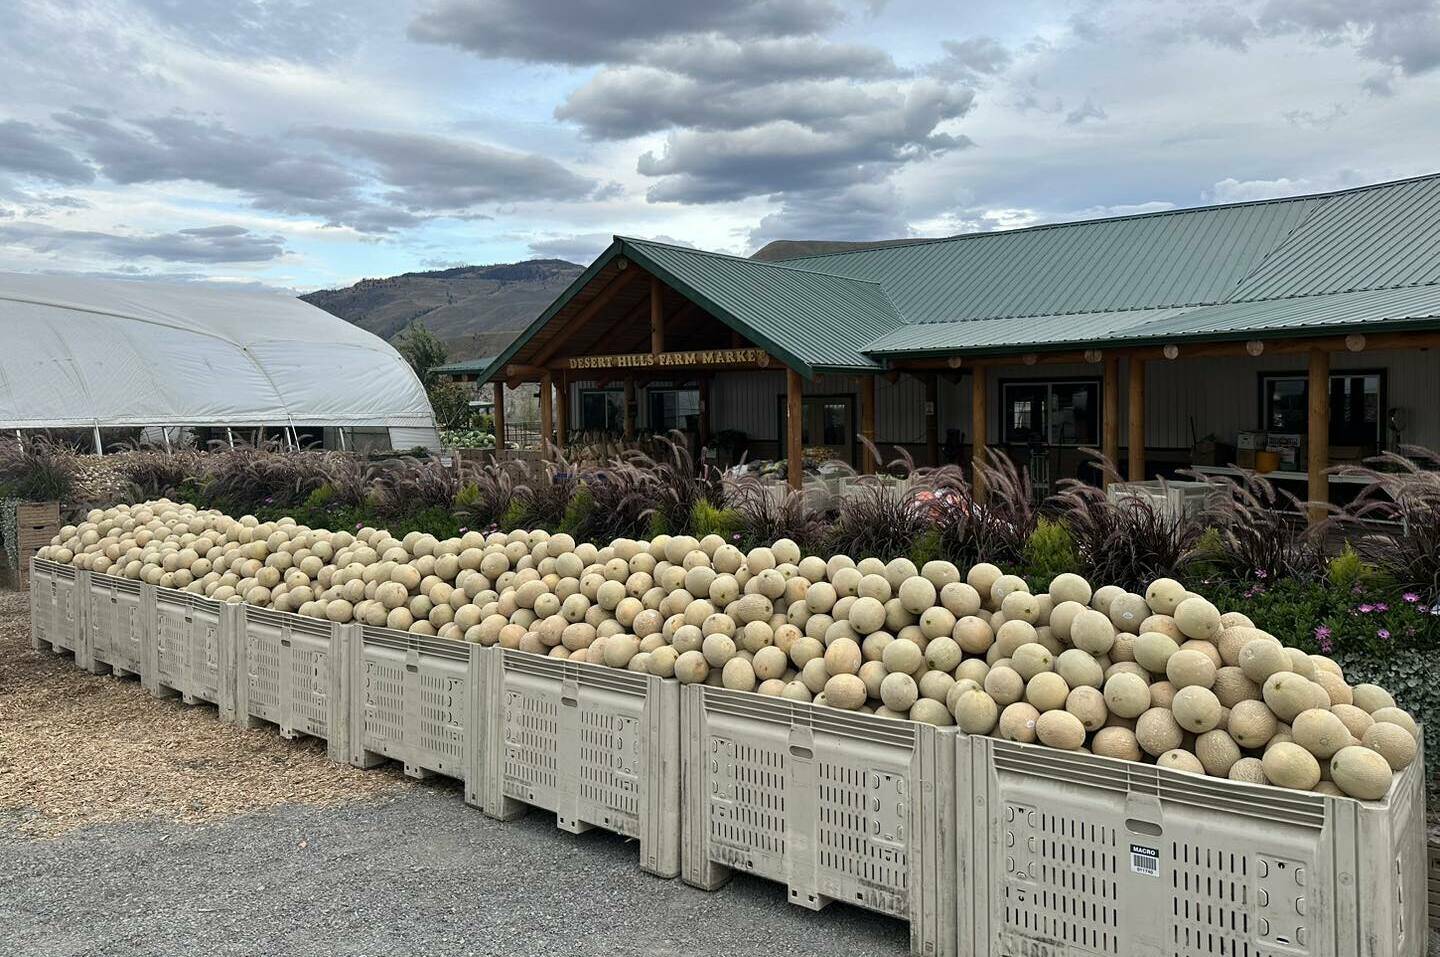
[0,272,439,452]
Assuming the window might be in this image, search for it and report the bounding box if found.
[1260,371,1384,448]
[579,389,624,433]
[1001,379,1101,446]
[647,388,700,433]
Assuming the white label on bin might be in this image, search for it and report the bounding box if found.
[1130,844,1159,878]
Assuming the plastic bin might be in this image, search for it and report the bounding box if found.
[1106,479,1210,521]
[28,557,82,658]
[234,606,350,763]
[482,648,681,879]
[1427,840,1439,933]
[681,685,957,956]
[955,733,1428,957]
[86,572,146,678]
[347,626,486,789]
[146,585,238,719]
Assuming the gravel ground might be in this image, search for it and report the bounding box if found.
[0,785,911,957]
[0,589,404,835]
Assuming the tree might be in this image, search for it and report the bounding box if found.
[428,380,478,431]
[397,321,449,387]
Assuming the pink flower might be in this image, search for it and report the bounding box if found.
[1377,628,1391,640]
[1374,602,1388,612]
[1357,603,1374,613]
[1403,592,1421,603]
[1319,636,1334,654]
[1314,625,1331,640]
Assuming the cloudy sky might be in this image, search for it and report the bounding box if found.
[1,0,1439,291]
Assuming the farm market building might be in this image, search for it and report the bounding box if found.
[474,174,1440,505]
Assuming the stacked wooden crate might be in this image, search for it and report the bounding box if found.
[14,501,60,590]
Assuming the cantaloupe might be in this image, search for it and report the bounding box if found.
[1351,683,1397,714]
[909,698,954,726]
[1157,749,1204,774]
[1228,699,1278,748]
[1329,745,1393,799]
[1195,729,1242,777]
[1238,638,1290,683]
[1171,686,1222,733]
[823,674,867,710]
[1025,672,1070,712]
[1011,643,1054,680]
[1173,596,1221,640]
[1135,707,1183,757]
[1133,631,1179,674]
[1091,726,1142,762]
[1262,672,1314,723]
[1107,592,1149,631]
[1166,649,1217,690]
[1048,572,1092,606]
[1370,706,1419,739]
[998,702,1040,742]
[1070,609,1117,655]
[1361,721,1417,770]
[1262,742,1321,790]
[1103,672,1151,719]
[1228,756,1267,785]
[1065,686,1108,731]
[1036,710,1086,750]
[952,689,999,733]
[674,650,709,683]
[1291,708,1351,759]
[1144,578,1186,615]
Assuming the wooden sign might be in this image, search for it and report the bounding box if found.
[567,348,768,370]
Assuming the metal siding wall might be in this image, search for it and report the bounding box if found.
[945,351,1435,451]
[574,350,1437,452]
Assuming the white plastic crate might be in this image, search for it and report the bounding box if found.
[234,606,350,763]
[955,733,1428,957]
[86,572,146,678]
[1106,479,1211,521]
[681,685,957,956]
[347,626,486,788]
[482,648,681,879]
[145,584,238,719]
[28,557,82,658]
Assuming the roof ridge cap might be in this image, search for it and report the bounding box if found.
[615,235,887,285]
[776,171,1440,264]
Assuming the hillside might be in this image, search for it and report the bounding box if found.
[301,259,584,361]
[302,241,925,360]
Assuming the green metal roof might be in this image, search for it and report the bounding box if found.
[620,237,901,373]
[433,356,497,375]
[786,194,1326,322]
[476,173,1440,377]
[864,285,1440,356]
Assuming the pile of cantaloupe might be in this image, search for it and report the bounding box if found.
[41,499,1420,801]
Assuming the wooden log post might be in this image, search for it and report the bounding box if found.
[650,276,664,357]
[1102,354,1120,484]
[538,372,553,451]
[623,377,637,441]
[492,381,506,451]
[787,368,803,491]
[860,375,877,474]
[925,373,940,466]
[555,372,569,449]
[971,367,988,500]
[1308,348,1330,524]
[1128,357,1145,482]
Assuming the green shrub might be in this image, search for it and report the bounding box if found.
[558,485,594,535]
[1021,519,1078,590]
[1333,648,1440,802]
[690,498,741,542]
[908,528,942,568]
[498,500,526,531]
